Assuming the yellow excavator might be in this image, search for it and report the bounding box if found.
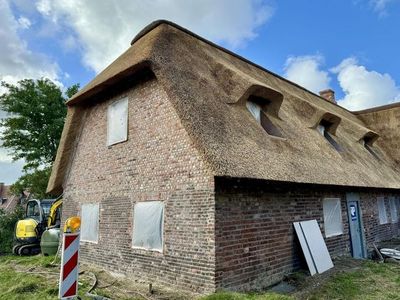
[13,198,62,255]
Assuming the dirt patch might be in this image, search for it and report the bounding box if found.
[79,263,199,300]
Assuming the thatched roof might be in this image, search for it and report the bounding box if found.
[47,20,400,194]
[355,103,400,168]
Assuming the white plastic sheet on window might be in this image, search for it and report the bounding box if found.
[132,201,164,252]
[323,198,343,237]
[377,197,388,224]
[317,124,325,136]
[107,97,128,146]
[246,101,261,123]
[81,203,100,243]
[389,197,399,223]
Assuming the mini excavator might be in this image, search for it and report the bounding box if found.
[13,198,62,255]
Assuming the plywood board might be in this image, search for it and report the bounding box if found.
[294,220,334,275]
[293,222,317,276]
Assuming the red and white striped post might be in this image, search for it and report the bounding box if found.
[59,217,81,299]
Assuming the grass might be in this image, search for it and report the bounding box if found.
[0,255,91,300]
[202,261,400,300]
[201,292,293,300]
[308,261,400,300]
[0,255,399,299]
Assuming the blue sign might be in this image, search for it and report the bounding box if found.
[350,205,357,221]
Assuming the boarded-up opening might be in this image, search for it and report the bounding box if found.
[81,203,100,243]
[132,201,164,252]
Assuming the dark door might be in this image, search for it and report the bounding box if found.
[346,193,366,258]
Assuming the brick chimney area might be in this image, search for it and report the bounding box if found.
[319,89,336,103]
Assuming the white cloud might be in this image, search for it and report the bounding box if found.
[0,0,61,183]
[0,0,60,85]
[35,0,275,73]
[331,57,400,110]
[284,55,331,93]
[17,16,31,29]
[370,0,396,16]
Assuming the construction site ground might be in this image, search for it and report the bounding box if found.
[0,253,399,300]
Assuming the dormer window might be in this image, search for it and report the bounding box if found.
[246,96,283,137]
[317,118,342,152]
[360,132,380,159]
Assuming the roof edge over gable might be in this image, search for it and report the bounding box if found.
[131,20,351,110]
[353,101,400,114]
[68,19,347,112]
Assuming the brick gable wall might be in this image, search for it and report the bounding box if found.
[61,75,216,292]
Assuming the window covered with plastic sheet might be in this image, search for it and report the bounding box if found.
[81,203,100,243]
[132,201,164,252]
[323,198,343,237]
[107,97,128,146]
[389,197,399,223]
[377,197,388,224]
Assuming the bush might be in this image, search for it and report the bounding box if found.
[0,206,24,254]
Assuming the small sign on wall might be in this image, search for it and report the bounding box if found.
[350,204,357,221]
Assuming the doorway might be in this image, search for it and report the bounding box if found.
[346,193,367,258]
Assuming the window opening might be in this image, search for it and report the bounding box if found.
[317,119,342,151]
[246,96,283,137]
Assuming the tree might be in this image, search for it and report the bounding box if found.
[0,78,79,197]
[0,206,24,254]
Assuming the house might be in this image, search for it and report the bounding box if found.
[47,20,400,293]
[0,183,16,212]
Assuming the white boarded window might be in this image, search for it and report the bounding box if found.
[323,198,343,237]
[81,203,100,243]
[132,201,164,252]
[389,197,399,223]
[377,197,388,224]
[107,97,128,146]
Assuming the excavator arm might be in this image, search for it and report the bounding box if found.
[47,198,62,228]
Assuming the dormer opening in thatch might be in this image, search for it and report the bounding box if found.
[360,131,380,159]
[246,95,284,138]
[316,114,343,152]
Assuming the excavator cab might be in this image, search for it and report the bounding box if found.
[13,198,62,255]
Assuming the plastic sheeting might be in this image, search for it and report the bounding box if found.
[132,201,164,252]
[246,101,261,122]
[323,198,343,237]
[107,97,128,146]
[377,197,388,224]
[389,197,399,223]
[81,203,99,243]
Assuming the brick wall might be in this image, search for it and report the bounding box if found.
[62,74,216,293]
[215,178,400,291]
[60,74,400,293]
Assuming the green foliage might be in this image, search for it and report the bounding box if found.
[0,78,78,170]
[0,78,79,198]
[0,206,24,254]
[10,167,52,200]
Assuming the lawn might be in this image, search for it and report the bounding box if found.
[201,260,400,300]
[0,255,399,299]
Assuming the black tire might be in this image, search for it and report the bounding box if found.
[18,246,31,256]
[12,245,20,255]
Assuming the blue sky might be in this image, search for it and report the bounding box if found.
[1,0,400,184]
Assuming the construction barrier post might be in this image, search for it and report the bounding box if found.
[59,216,81,299]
